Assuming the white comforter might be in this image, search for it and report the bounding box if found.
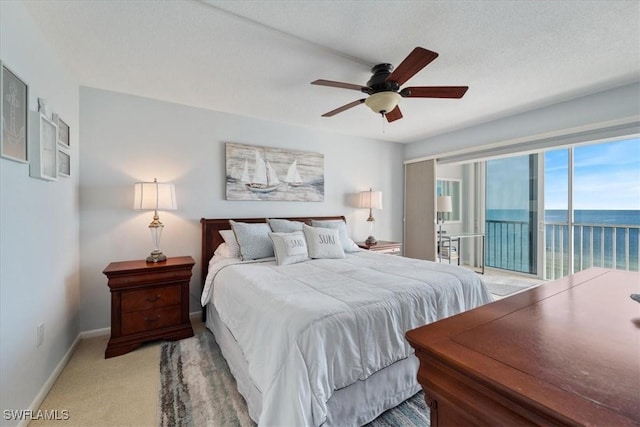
[201,251,492,427]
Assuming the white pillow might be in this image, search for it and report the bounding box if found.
[311,219,360,252]
[269,231,309,266]
[229,220,274,260]
[303,224,345,259]
[267,218,304,233]
[213,242,238,259]
[219,229,241,258]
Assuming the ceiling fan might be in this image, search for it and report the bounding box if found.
[311,47,468,123]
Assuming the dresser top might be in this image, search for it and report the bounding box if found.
[103,256,195,275]
[406,267,640,425]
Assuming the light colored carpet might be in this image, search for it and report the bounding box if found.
[159,331,431,427]
[30,335,160,427]
[31,321,207,427]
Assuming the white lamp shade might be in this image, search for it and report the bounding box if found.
[436,195,452,213]
[364,91,401,114]
[133,181,177,211]
[359,190,383,210]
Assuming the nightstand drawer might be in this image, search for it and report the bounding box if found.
[121,285,181,313]
[377,246,401,255]
[121,306,181,335]
[107,269,192,288]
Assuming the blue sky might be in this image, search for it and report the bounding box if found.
[487,138,640,211]
[545,138,640,210]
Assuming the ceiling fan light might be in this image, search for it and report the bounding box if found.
[365,91,401,114]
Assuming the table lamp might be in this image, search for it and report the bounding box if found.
[359,188,383,246]
[133,178,177,262]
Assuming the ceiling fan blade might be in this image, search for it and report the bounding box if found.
[385,106,403,122]
[401,86,469,98]
[321,99,365,117]
[311,79,368,92]
[387,47,439,86]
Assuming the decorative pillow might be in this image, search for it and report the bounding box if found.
[213,242,238,259]
[269,231,309,266]
[311,219,360,252]
[229,220,274,260]
[303,224,345,259]
[267,218,304,233]
[218,229,241,258]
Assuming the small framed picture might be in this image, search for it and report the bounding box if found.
[1,61,29,163]
[29,111,58,181]
[57,116,69,148]
[58,149,70,177]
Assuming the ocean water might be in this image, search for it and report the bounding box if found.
[487,209,640,225]
[545,209,640,225]
[485,209,640,276]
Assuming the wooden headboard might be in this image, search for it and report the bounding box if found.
[200,216,346,286]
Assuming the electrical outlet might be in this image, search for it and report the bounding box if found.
[37,323,45,347]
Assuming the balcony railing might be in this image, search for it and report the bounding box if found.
[546,222,640,280]
[487,219,640,280]
[485,219,534,274]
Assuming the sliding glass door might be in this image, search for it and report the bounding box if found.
[485,154,539,274]
[544,138,639,279]
[443,136,638,279]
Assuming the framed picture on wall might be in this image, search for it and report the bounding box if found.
[29,111,58,181]
[225,142,325,201]
[1,61,29,163]
[55,114,70,147]
[58,149,70,177]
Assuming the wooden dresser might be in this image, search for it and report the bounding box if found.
[104,256,195,358]
[406,268,640,426]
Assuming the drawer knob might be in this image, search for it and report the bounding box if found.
[144,315,161,322]
[145,295,161,303]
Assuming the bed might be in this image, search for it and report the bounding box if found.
[200,216,492,427]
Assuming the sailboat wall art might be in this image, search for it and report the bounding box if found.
[225,142,325,201]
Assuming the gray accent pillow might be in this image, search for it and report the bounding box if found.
[229,220,274,260]
[269,231,309,266]
[303,224,345,259]
[311,219,360,252]
[267,218,304,233]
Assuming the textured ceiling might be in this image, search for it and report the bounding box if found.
[23,0,640,143]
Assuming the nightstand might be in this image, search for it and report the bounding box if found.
[357,241,402,255]
[103,256,195,358]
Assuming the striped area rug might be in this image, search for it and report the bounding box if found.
[159,331,430,426]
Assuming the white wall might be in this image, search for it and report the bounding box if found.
[0,2,80,423]
[79,87,404,331]
[405,82,640,160]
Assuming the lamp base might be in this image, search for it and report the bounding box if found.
[365,236,378,246]
[146,250,167,263]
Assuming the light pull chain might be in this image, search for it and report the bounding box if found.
[381,112,386,134]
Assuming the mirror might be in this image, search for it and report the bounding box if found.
[437,179,461,223]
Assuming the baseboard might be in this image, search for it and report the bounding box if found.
[18,334,82,427]
[189,310,203,323]
[79,327,111,339]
